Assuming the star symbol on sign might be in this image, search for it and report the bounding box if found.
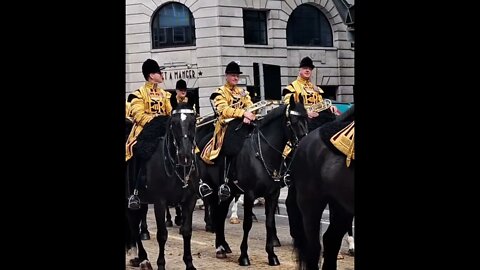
[198,71,203,76]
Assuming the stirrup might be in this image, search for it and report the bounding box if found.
[218,184,231,202]
[199,182,213,198]
[128,189,141,210]
[283,174,292,187]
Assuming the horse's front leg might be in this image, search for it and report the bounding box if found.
[298,197,325,270]
[203,198,214,232]
[238,192,254,266]
[266,189,281,247]
[229,195,241,224]
[265,191,281,266]
[321,205,353,270]
[213,194,234,258]
[165,206,173,227]
[154,200,168,270]
[181,193,197,270]
[126,205,149,266]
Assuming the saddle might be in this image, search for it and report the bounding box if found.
[330,121,355,167]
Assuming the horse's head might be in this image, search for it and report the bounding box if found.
[286,95,308,147]
[169,103,197,166]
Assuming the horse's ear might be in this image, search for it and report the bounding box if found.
[187,95,195,109]
[297,94,304,104]
[289,94,296,107]
[170,94,178,110]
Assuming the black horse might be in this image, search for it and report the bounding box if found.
[161,114,218,235]
[286,105,354,270]
[126,103,199,270]
[197,95,308,266]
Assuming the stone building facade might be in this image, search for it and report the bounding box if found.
[126,0,354,115]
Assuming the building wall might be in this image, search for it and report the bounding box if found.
[126,0,354,115]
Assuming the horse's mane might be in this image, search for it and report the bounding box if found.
[134,115,169,160]
[257,104,286,128]
[141,115,169,138]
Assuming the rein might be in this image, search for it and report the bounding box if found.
[253,106,303,184]
[163,112,197,188]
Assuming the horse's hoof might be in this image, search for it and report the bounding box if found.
[139,260,153,270]
[166,220,173,227]
[216,250,227,259]
[129,257,141,267]
[238,256,251,266]
[186,267,197,270]
[140,231,150,240]
[230,217,241,224]
[223,244,232,254]
[268,255,280,266]
[272,237,281,247]
[175,216,182,226]
[205,225,214,233]
[348,248,355,256]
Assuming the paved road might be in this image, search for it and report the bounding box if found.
[228,187,354,251]
[127,200,354,270]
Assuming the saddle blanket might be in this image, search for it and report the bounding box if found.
[330,121,355,167]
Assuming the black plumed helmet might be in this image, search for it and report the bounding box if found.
[176,79,187,90]
[142,59,165,80]
[299,57,315,69]
[225,61,242,74]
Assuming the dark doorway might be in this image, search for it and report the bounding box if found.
[252,63,282,101]
[319,85,337,100]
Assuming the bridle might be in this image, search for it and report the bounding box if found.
[163,109,196,188]
[253,104,307,183]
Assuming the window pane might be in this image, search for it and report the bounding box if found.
[152,3,196,48]
[243,10,267,45]
[287,4,333,47]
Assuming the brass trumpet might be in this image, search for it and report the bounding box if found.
[307,99,332,113]
[196,99,243,126]
[196,100,272,128]
[223,100,272,123]
[196,111,215,125]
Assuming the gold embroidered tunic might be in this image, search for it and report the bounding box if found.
[283,76,325,108]
[200,82,253,163]
[282,76,326,157]
[126,82,172,161]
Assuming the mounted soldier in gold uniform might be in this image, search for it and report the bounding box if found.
[126,59,172,161]
[125,59,173,208]
[282,56,339,157]
[200,61,256,199]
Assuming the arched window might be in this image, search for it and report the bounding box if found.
[287,4,333,47]
[152,3,195,49]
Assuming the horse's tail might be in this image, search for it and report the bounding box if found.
[285,184,308,268]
